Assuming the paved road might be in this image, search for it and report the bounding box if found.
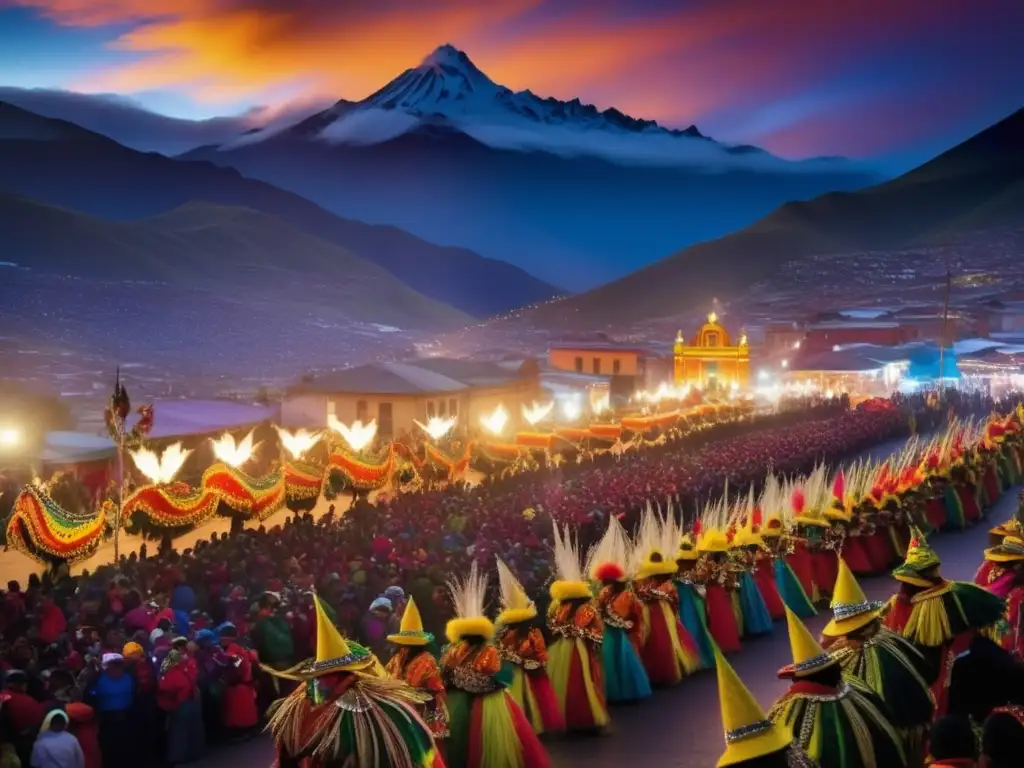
[200,441,1017,768]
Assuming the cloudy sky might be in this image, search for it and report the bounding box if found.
[2,0,1022,171]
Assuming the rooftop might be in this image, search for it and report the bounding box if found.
[290,358,533,395]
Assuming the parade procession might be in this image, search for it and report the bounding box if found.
[3,393,1024,768]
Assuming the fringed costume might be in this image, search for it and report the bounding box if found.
[765,520,817,620]
[979,535,1024,658]
[546,523,610,732]
[732,529,774,637]
[696,532,743,655]
[493,558,564,734]
[441,563,548,768]
[770,607,907,768]
[676,533,716,669]
[591,516,652,700]
[386,598,450,744]
[823,559,934,765]
[883,529,1005,719]
[264,595,440,768]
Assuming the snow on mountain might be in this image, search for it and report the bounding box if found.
[237,44,852,172]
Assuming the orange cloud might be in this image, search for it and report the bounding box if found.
[9,0,973,131]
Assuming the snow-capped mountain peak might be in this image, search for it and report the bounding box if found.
[237,45,855,171]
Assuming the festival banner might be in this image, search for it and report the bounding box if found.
[122,482,221,528]
[6,486,108,563]
[327,444,395,490]
[201,462,286,519]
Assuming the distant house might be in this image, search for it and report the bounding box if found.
[282,358,541,439]
[547,342,659,397]
[802,320,918,353]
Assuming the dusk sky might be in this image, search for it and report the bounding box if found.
[2,0,1023,172]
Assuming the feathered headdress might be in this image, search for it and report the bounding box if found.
[550,521,592,602]
[445,561,493,644]
[633,501,679,577]
[589,515,631,583]
[496,557,537,625]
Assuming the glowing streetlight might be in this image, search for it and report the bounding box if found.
[591,391,610,415]
[781,359,789,369]
[415,415,457,441]
[211,430,257,468]
[0,428,19,447]
[130,443,191,485]
[328,416,378,452]
[757,370,769,382]
[480,404,509,436]
[560,395,581,421]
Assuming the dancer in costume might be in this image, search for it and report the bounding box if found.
[264,595,440,768]
[785,487,822,604]
[828,467,874,576]
[713,646,815,768]
[731,521,775,637]
[769,607,907,768]
[884,527,1005,718]
[591,515,653,701]
[821,558,935,765]
[440,562,549,768]
[978,535,1024,658]
[696,527,743,654]
[493,558,564,734]
[764,516,817,619]
[546,522,610,732]
[633,509,701,685]
[675,531,715,669]
[386,598,450,745]
[745,509,786,622]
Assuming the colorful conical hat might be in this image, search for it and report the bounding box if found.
[893,526,941,585]
[985,535,1024,563]
[822,558,885,637]
[715,646,792,767]
[779,606,835,679]
[387,597,433,646]
[264,594,375,680]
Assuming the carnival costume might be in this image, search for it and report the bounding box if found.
[745,510,786,622]
[883,528,1005,718]
[633,509,702,685]
[713,646,815,768]
[828,469,874,576]
[769,607,907,768]
[546,522,610,731]
[732,526,775,637]
[592,515,653,700]
[440,563,548,768]
[823,558,935,764]
[979,534,1024,658]
[764,517,817,620]
[386,598,450,743]
[264,595,440,768]
[675,531,716,669]
[786,489,823,604]
[697,526,744,654]
[493,558,564,734]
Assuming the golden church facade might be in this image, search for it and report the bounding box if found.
[673,313,750,392]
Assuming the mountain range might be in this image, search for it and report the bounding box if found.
[0,101,557,318]
[179,45,879,288]
[527,105,1024,327]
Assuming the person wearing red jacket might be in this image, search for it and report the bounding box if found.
[36,597,67,646]
[158,645,204,765]
[65,702,102,768]
[217,624,259,740]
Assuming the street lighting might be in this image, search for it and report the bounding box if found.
[0,427,19,447]
[781,360,789,369]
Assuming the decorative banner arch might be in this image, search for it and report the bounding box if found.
[122,481,221,529]
[201,462,286,519]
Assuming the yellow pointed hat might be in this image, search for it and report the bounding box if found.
[779,606,835,679]
[387,597,433,646]
[265,594,376,680]
[822,558,885,637]
[715,646,792,767]
[698,527,730,554]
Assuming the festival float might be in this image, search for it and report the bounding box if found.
[6,480,110,566]
[201,430,285,525]
[121,442,219,544]
[415,415,473,483]
[323,416,395,498]
[277,427,326,510]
